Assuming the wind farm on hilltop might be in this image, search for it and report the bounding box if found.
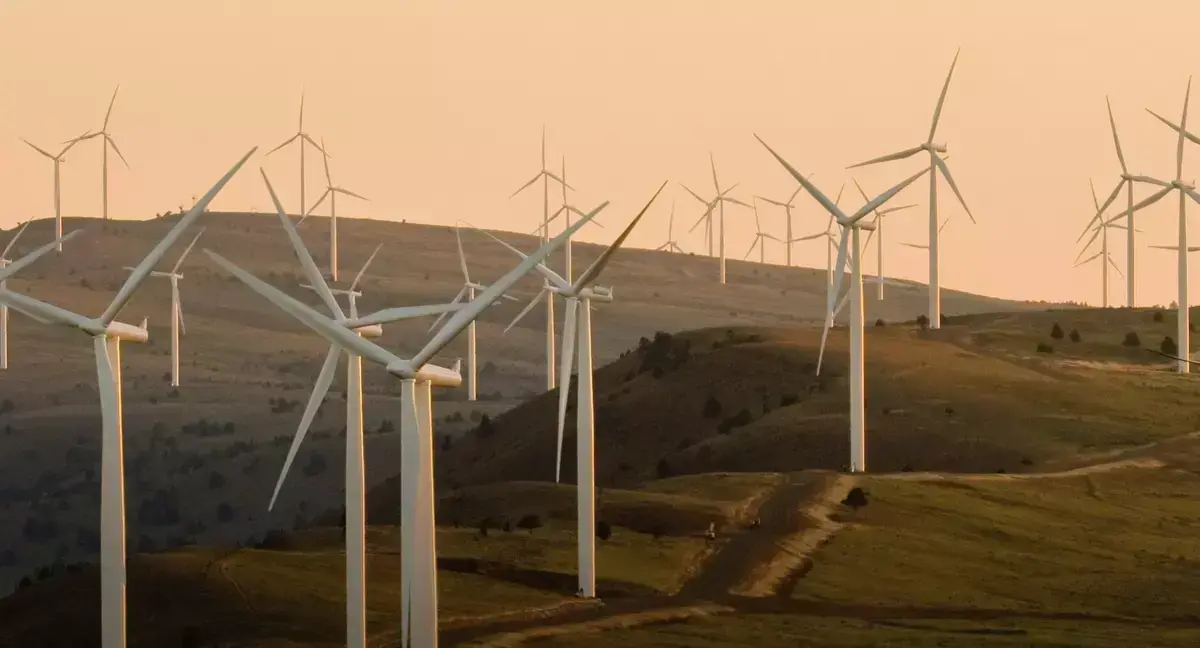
[6,5,1200,648]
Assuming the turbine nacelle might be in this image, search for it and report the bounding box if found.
[384,359,462,387]
[923,142,948,153]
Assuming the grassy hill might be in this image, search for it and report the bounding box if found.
[0,212,1054,593]
[428,316,1200,495]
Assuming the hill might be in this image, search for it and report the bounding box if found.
[427,316,1200,493]
[0,212,1053,593]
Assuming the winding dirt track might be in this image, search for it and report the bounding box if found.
[396,458,1176,646]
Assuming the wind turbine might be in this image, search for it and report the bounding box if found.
[542,158,604,283]
[790,184,845,292]
[848,49,975,329]
[681,181,745,261]
[207,200,602,648]
[688,154,749,284]
[261,174,463,648]
[757,134,928,473]
[0,149,254,648]
[73,87,129,221]
[1075,180,1136,308]
[1090,98,1147,307]
[267,93,327,217]
[479,183,664,599]
[122,228,205,387]
[511,127,572,391]
[743,198,782,264]
[756,186,803,266]
[425,227,520,402]
[22,130,90,251]
[1106,77,1200,373]
[851,180,916,300]
[0,222,32,369]
[300,138,369,282]
[654,200,686,253]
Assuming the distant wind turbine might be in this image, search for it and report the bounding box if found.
[689,154,749,284]
[267,93,327,217]
[72,87,129,221]
[756,185,804,267]
[848,49,975,329]
[1089,98,1151,307]
[654,200,686,253]
[301,138,369,282]
[851,180,916,300]
[0,221,32,369]
[122,228,205,387]
[744,198,782,263]
[542,157,604,283]
[23,130,90,251]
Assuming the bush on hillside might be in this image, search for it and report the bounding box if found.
[875,319,886,327]
[1123,332,1141,347]
[842,487,869,511]
[516,514,542,534]
[702,396,722,419]
[1069,329,1081,343]
[656,458,672,478]
[717,408,753,434]
[596,520,612,541]
[916,314,930,330]
[1162,336,1179,356]
[1154,310,1165,323]
[1036,343,1054,354]
[1050,323,1064,339]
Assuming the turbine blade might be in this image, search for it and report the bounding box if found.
[1106,186,1172,225]
[847,145,925,169]
[306,188,332,217]
[21,139,55,159]
[791,231,828,242]
[415,202,606,368]
[1,220,32,259]
[1084,180,1125,243]
[471,226,572,291]
[573,182,666,290]
[928,49,961,143]
[266,134,300,156]
[102,86,119,130]
[1106,97,1128,174]
[680,184,709,206]
[504,289,545,335]
[1147,108,1200,147]
[320,137,332,185]
[755,134,848,221]
[268,343,340,511]
[427,287,468,332]
[205,250,401,367]
[849,167,933,225]
[347,302,466,329]
[349,243,384,294]
[455,227,471,284]
[262,169,345,319]
[510,173,542,198]
[178,298,187,336]
[302,133,327,156]
[555,300,578,483]
[817,228,852,376]
[101,148,256,325]
[334,187,369,202]
[0,230,82,283]
[544,171,574,191]
[0,290,92,329]
[931,154,973,223]
[170,228,205,275]
[1107,255,1125,278]
[743,238,758,260]
[106,135,130,169]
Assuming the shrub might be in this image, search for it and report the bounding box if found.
[842,487,869,511]
[656,458,672,478]
[1069,329,1081,343]
[1036,342,1054,354]
[916,314,930,330]
[1123,331,1141,347]
[1161,336,1179,356]
[516,514,542,534]
[701,396,722,419]
[1154,310,1165,323]
[1050,323,1064,339]
[596,520,612,541]
[875,318,886,327]
[780,393,800,408]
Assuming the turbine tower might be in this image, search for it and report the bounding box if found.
[264,175,462,648]
[848,49,975,328]
[1076,180,1135,307]
[0,221,32,369]
[1107,77,1200,373]
[1091,98,1144,306]
[758,134,928,473]
[743,198,782,264]
[542,158,605,283]
[654,200,686,253]
[682,180,744,263]
[267,93,326,217]
[22,130,90,251]
[688,154,749,284]
[481,184,663,599]
[207,201,601,648]
[511,127,572,391]
[302,138,369,282]
[791,185,845,295]
[0,149,254,648]
[74,87,129,221]
[122,228,205,387]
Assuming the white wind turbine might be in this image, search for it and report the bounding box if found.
[300,138,370,282]
[425,227,520,402]
[74,87,129,221]
[511,127,572,391]
[22,131,91,252]
[542,158,604,283]
[789,184,845,292]
[1075,180,1136,308]
[848,49,975,329]
[260,172,464,648]
[0,221,33,370]
[1105,77,1200,373]
[682,154,750,284]
[207,201,602,648]
[757,134,928,473]
[756,187,804,267]
[122,228,205,387]
[0,149,254,648]
[851,180,917,300]
[654,200,686,253]
[480,183,664,599]
[1090,98,1147,306]
[267,93,327,217]
[743,198,782,264]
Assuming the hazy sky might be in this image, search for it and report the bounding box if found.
[3,1,1200,305]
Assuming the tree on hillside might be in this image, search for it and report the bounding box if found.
[516,514,542,534]
[1069,329,1081,343]
[916,314,930,330]
[1123,332,1141,347]
[596,521,612,541]
[656,458,672,478]
[1050,323,1064,339]
[1162,336,1179,356]
[842,487,869,511]
[1153,310,1165,323]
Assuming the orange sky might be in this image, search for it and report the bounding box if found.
[2,1,1200,305]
